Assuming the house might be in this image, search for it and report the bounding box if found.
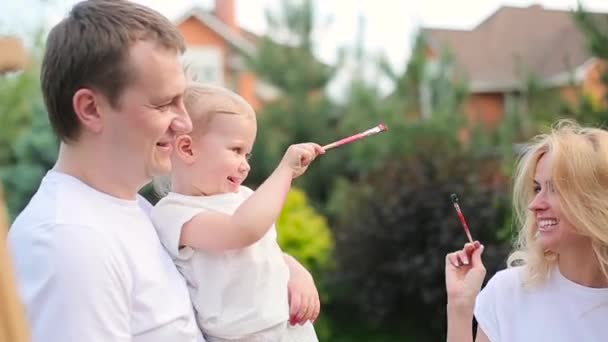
[174,0,278,110]
[0,36,27,74]
[422,4,607,127]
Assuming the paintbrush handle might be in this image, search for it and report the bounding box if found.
[323,124,388,150]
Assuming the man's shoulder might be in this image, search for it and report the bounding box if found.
[8,221,127,288]
[9,173,128,252]
[9,220,116,253]
[17,171,104,217]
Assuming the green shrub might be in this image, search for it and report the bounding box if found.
[276,188,334,281]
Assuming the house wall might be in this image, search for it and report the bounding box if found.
[178,18,230,83]
[466,61,608,126]
[464,93,505,128]
[178,18,261,110]
[0,37,27,73]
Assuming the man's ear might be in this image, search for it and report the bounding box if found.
[73,88,103,134]
[175,135,195,164]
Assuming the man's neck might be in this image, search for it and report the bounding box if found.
[54,142,144,200]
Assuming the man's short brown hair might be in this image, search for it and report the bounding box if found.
[41,0,186,142]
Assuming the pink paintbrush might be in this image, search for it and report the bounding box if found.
[323,123,389,151]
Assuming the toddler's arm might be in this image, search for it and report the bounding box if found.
[180,143,324,252]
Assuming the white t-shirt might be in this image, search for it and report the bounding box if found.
[151,186,290,339]
[8,171,204,342]
[475,266,608,342]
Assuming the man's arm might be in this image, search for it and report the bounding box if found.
[283,253,320,324]
[9,225,131,342]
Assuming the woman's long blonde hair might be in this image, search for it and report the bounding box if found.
[508,120,608,286]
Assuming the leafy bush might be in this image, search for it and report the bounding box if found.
[276,188,334,281]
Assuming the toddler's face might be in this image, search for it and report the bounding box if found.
[189,102,257,195]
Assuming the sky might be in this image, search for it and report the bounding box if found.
[3,0,608,69]
[2,0,608,95]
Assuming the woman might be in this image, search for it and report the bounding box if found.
[446,120,608,342]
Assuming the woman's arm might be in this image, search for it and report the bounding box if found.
[446,302,474,342]
[445,242,486,342]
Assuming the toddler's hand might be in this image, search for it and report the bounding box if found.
[279,143,325,179]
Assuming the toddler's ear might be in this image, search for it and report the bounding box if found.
[175,135,195,163]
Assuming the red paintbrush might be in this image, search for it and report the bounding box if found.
[323,123,389,151]
[451,193,474,243]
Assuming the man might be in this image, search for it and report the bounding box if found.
[8,1,320,341]
[7,1,199,341]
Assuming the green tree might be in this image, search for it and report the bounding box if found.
[323,27,516,340]
[246,0,344,207]
[0,61,38,167]
[570,6,608,125]
[326,30,472,217]
[1,104,58,220]
[0,38,57,221]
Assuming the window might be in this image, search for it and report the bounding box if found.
[182,47,224,85]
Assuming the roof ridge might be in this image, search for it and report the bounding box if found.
[174,6,256,55]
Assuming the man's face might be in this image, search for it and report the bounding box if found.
[99,40,192,187]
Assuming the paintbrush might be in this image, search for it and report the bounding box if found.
[451,193,474,243]
[323,123,388,151]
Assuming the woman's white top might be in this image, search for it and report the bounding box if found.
[475,265,608,342]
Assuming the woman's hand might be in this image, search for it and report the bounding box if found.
[445,241,486,312]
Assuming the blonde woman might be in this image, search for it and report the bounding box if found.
[445,120,608,342]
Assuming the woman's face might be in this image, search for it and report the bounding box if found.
[527,152,587,253]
